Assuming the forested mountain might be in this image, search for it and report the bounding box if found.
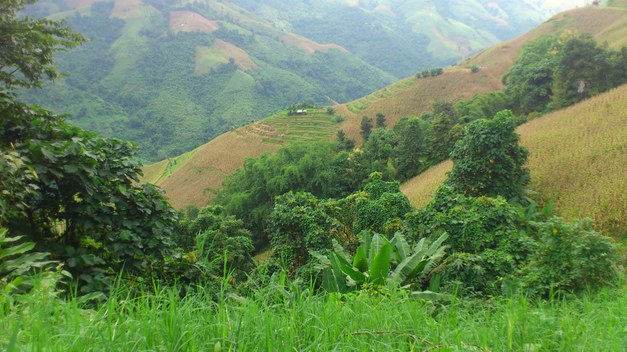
[20,0,583,160]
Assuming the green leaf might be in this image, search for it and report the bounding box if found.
[330,252,366,284]
[391,232,411,262]
[368,233,391,265]
[0,241,35,260]
[369,243,392,285]
[352,246,368,272]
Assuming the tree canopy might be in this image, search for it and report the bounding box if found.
[446,110,529,200]
[0,0,85,89]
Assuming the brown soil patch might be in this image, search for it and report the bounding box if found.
[280,33,348,54]
[214,40,256,70]
[170,11,220,33]
[155,131,278,208]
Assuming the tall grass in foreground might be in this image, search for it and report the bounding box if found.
[1,276,625,351]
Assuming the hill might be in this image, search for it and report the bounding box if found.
[21,0,579,161]
[144,5,627,212]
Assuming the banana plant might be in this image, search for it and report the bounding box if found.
[311,231,448,293]
[0,228,53,281]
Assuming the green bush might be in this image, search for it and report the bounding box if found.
[520,217,619,296]
[404,186,535,295]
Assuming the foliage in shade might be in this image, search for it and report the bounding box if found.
[268,192,341,271]
[0,95,181,292]
[174,206,254,281]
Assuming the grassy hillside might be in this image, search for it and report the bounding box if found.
[144,6,627,211]
[401,84,627,238]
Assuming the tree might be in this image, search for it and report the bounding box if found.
[393,116,432,181]
[360,116,373,140]
[375,112,386,128]
[216,142,353,249]
[504,35,558,114]
[175,206,254,281]
[336,129,355,151]
[352,128,397,181]
[0,0,85,89]
[0,97,179,292]
[268,192,341,270]
[429,102,461,162]
[550,33,627,109]
[0,1,182,293]
[446,110,529,200]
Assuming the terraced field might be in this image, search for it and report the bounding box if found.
[262,109,340,145]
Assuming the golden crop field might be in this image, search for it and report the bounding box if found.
[402,84,627,238]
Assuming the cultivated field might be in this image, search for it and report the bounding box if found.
[402,84,627,238]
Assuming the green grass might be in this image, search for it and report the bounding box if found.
[1,278,625,351]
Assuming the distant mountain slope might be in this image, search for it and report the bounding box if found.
[143,6,627,210]
[401,84,627,238]
[22,0,579,161]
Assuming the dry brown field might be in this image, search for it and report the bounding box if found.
[280,34,348,54]
[170,11,220,33]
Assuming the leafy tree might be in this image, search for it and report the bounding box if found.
[0,0,85,89]
[393,116,432,181]
[175,206,254,281]
[0,4,182,292]
[352,173,412,236]
[360,116,373,140]
[470,64,480,73]
[335,129,355,151]
[375,112,386,128]
[216,142,353,248]
[503,35,558,114]
[550,33,627,109]
[268,192,341,271]
[447,110,529,200]
[455,91,512,123]
[519,217,618,297]
[0,98,179,292]
[403,186,534,295]
[349,128,398,182]
[429,103,461,162]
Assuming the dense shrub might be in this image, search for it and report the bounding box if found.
[519,217,619,296]
[404,186,534,295]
